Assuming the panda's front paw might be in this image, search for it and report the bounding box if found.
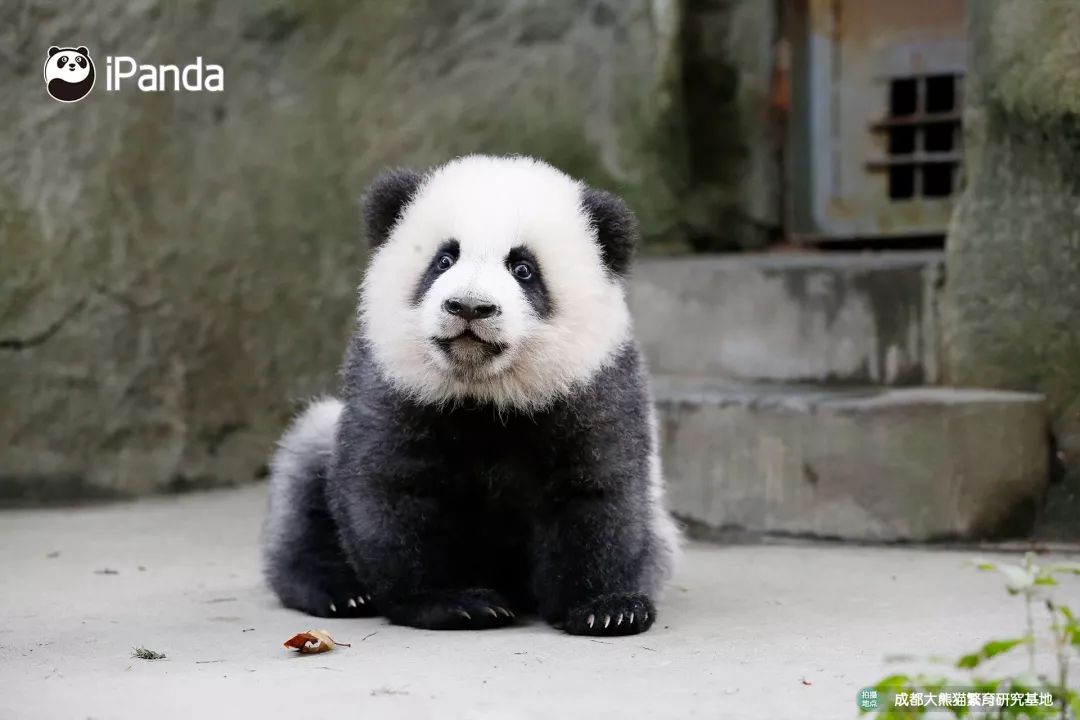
[295,588,377,618]
[386,589,516,630]
[323,590,378,618]
[562,592,655,636]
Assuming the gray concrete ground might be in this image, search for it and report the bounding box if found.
[1,486,1077,720]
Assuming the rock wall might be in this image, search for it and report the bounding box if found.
[679,0,781,251]
[0,0,685,501]
[942,0,1080,536]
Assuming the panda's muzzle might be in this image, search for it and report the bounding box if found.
[442,297,499,321]
[433,328,506,361]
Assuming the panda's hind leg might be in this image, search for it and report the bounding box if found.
[262,399,376,618]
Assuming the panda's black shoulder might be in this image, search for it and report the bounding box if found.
[539,341,650,445]
[338,332,395,410]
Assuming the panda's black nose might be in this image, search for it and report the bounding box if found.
[443,298,499,321]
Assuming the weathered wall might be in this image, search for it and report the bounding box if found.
[943,0,1080,536]
[678,0,781,251]
[0,0,685,501]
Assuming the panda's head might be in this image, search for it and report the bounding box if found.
[359,155,637,411]
[44,46,95,102]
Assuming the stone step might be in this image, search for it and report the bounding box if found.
[630,252,943,386]
[653,377,1048,541]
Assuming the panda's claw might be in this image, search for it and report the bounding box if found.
[385,589,515,630]
[303,588,377,618]
[562,593,656,637]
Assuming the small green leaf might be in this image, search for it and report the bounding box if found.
[996,564,1036,592]
[957,652,980,669]
[955,638,1027,669]
[970,678,1003,694]
[983,638,1027,658]
[1046,561,1080,575]
[1033,574,1058,586]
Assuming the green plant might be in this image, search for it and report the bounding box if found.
[860,554,1080,719]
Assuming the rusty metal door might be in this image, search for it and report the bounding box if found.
[787,0,966,241]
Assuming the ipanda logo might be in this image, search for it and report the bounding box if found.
[44,46,223,102]
[44,46,95,102]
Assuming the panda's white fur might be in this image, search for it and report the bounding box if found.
[262,397,342,567]
[361,155,631,412]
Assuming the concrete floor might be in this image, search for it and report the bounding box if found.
[1,486,1077,720]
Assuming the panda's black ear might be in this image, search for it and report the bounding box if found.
[582,187,638,277]
[75,47,89,56]
[361,168,424,248]
[48,46,60,57]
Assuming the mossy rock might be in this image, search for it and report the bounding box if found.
[943,0,1080,537]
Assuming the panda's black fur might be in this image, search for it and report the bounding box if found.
[263,157,676,636]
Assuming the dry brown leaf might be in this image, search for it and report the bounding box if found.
[283,629,350,654]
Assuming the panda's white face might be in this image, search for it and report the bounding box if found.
[45,48,91,84]
[360,156,633,411]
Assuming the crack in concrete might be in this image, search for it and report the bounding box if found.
[0,298,88,351]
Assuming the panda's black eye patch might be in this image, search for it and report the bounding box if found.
[76,56,85,67]
[58,55,67,66]
[411,240,460,306]
[506,246,552,319]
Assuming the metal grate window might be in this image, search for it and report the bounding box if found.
[869,73,963,201]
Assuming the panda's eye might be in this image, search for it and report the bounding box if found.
[76,56,85,67]
[511,261,534,281]
[435,254,455,271]
[58,56,67,65]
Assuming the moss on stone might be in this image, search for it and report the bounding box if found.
[944,0,1080,537]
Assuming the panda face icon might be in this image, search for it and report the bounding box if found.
[44,46,95,102]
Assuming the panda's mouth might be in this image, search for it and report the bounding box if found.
[433,329,506,362]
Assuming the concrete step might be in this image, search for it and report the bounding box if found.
[653,377,1048,541]
[630,252,943,386]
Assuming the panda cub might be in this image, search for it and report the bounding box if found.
[264,155,679,636]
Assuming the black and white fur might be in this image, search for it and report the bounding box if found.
[264,155,679,635]
[44,46,94,103]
